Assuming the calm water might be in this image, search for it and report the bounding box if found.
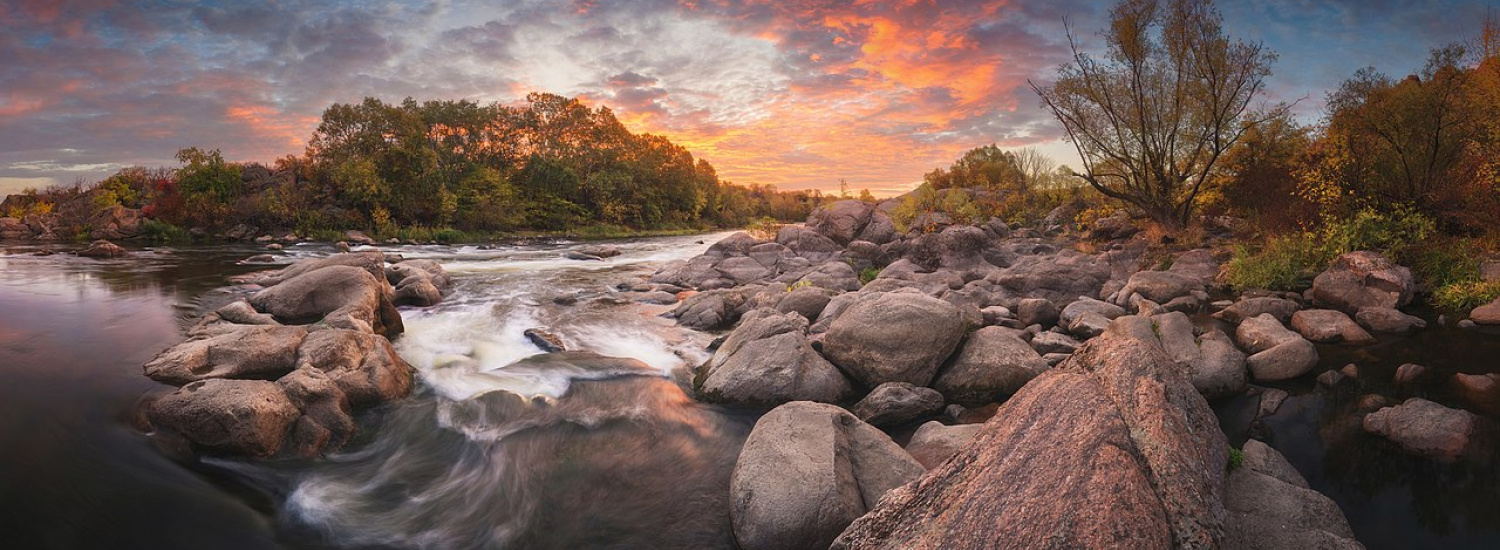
[1,236,1497,549]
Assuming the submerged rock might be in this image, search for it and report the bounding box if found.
[1363,398,1490,462]
[78,239,127,258]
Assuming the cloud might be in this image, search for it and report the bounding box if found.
[0,0,1491,198]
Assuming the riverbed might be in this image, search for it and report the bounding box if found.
[0,235,1497,549]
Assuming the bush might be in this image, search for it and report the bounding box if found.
[858,267,881,285]
[431,228,470,244]
[1225,233,1328,291]
[1318,206,1434,260]
[139,219,190,242]
[1228,447,1245,471]
[1432,281,1500,311]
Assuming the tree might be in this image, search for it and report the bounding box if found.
[1032,0,1282,230]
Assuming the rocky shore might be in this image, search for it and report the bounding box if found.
[614,198,1500,549]
[140,251,449,458]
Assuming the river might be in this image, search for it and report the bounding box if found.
[0,234,1497,549]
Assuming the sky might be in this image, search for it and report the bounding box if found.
[0,0,1495,199]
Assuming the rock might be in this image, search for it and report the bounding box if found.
[672,287,759,330]
[806,200,875,245]
[523,328,566,352]
[776,225,843,261]
[1223,442,1361,550]
[1257,388,1289,418]
[1468,298,1500,325]
[731,401,924,550]
[718,256,773,283]
[78,239,127,258]
[1119,270,1203,304]
[904,421,984,469]
[706,232,763,257]
[1042,352,1071,367]
[1394,363,1427,386]
[635,291,679,305]
[1290,309,1375,345]
[215,300,279,325]
[1235,313,1305,352]
[1356,394,1394,413]
[265,243,283,251]
[698,310,853,407]
[1168,249,1221,283]
[1483,259,1500,283]
[1214,297,1300,325]
[277,366,355,457]
[87,205,143,240]
[295,329,414,407]
[932,326,1048,407]
[1363,398,1489,462]
[564,251,603,261]
[1029,330,1081,355]
[651,255,724,289]
[833,317,1229,549]
[577,245,621,259]
[776,286,835,320]
[248,251,387,286]
[344,230,376,246]
[1067,311,1113,339]
[1354,307,1426,334]
[1245,337,1319,382]
[1451,373,1500,415]
[1153,312,1247,400]
[1059,297,1127,326]
[148,379,300,457]
[1015,297,1060,328]
[851,382,945,428]
[143,325,309,385]
[988,250,1112,305]
[249,265,404,337]
[1317,370,1345,387]
[1311,251,1415,314]
[822,292,965,388]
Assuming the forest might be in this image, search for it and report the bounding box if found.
[2,93,824,239]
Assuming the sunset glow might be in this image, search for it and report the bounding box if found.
[1,0,1494,197]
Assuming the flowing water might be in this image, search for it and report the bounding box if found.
[1,235,1498,549]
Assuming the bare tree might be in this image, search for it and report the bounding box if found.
[1031,0,1284,229]
[1012,147,1057,190]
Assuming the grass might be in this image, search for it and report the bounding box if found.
[1228,447,1245,471]
[858,267,881,286]
[138,219,191,242]
[1224,233,1328,291]
[1432,280,1500,311]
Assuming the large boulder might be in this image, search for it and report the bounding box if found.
[931,326,1048,407]
[1290,309,1376,345]
[731,401,924,550]
[1060,297,1127,327]
[697,310,853,407]
[777,225,843,261]
[88,205,143,240]
[1363,398,1489,463]
[1311,251,1415,314]
[249,265,404,337]
[851,382,945,428]
[1153,312,1247,399]
[1223,440,1362,549]
[143,325,309,385]
[822,292,966,388]
[903,421,984,470]
[1015,297,1060,328]
[1471,298,1500,325]
[148,379,300,457]
[295,329,414,407]
[0,216,31,239]
[988,250,1112,305]
[807,200,875,245]
[833,316,1229,549]
[672,286,760,330]
[386,259,449,307]
[276,366,356,457]
[1236,314,1318,382]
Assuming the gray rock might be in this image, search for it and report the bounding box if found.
[851,382,945,428]
[822,292,966,388]
[1118,270,1204,304]
[806,200,875,245]
[731,401,924,550]
[932,326,1047,407]
[1059,297,1127,327]
[1067,311,1113,339]
[1029,330,1081,355]
[249,265,404,337]
[1015,297,1060,328]
[1223,450,1362,550]
[698,310,853,407]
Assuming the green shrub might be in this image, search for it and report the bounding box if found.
[139,219,190,242]
[1318,205,1434,259]
[1228,447,1245,471]
[858,267,881,286]
[1225,233,1328,291]
[431,228,470,244]
[1432,280,1500,311]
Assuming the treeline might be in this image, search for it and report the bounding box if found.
[6,93,824,237]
